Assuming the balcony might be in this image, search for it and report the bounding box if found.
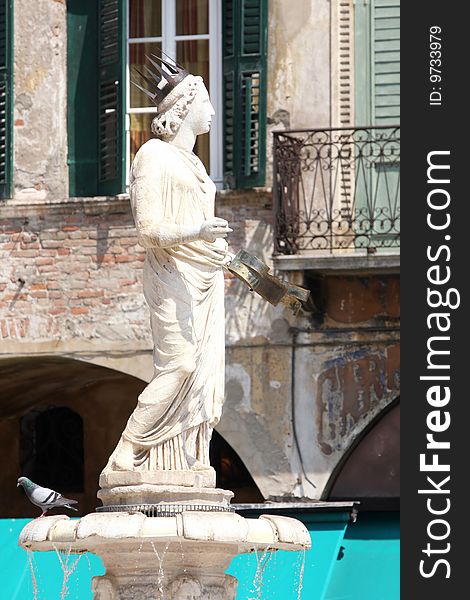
[272,126,400,272]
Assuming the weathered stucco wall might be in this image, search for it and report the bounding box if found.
[0,191,300,500]
[13,0,68,199]
[268,0,330,127]
[266,0,332,184]
[0,191,400,501]
[220,270,400,500]
[2,0,399,503]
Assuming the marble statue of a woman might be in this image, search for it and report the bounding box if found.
[102,64,232,479]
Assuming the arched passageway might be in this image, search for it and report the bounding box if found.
[0,356,262,517]
[327,401,400,505]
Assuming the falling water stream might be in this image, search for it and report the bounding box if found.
[26,545,84,600]
[131,542,144,587]
[150,541,170,598]
[296,549,306,600]
[25,535,307,599]
[248,547,274,600]
[27,550,39,600]
[53,544,83,599]
[245,545,306,600]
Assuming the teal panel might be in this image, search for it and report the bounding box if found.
[324,512,400,600]
[0,519,104,600]
[4,513,385,600]
[228,519,348,600]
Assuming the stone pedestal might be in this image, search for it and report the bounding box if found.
[98,484,233,516]
[98,469,233,516]
[99,468,217,491]
[19,511,311,599]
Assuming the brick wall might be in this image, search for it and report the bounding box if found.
[0,198,147,343]
[0,190,273,345]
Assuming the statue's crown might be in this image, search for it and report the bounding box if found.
[131,51,189,106]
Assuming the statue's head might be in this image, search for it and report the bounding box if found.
[151,75,214,141]
[132,53,214,141]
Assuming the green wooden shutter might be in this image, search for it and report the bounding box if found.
[372,0,399,124]
[223,0,267,189]
[223,0,236,187]
[355,0,400,126]
[68,0,99,196]
[354,0,400,248]
[98,0,125,195]
[68,0,125,197]
[0,0,12,199]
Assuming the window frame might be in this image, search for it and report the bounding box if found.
[125,0,223,186]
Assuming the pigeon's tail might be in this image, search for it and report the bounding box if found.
[64,504,78,512]
[57,496,78,511]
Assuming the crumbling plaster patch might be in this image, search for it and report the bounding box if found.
[14,0,68,198]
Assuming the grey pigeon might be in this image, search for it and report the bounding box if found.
[17,477,78,518]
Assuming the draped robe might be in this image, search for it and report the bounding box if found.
[122,138,227,470]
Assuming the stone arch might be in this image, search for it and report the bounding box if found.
[1,339,155,384]
[323,397,400,501]
[0,355,147,517]
[1,355,267,515]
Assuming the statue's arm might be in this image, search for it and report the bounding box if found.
[130,147,231,249]
[134,209,203,249]
[132,179,231,248]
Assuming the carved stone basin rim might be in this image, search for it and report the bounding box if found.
[18,511,312,554]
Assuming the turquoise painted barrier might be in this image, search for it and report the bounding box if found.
[228,519,349,599]
[0,519,104,600]
[324,512,400,600]
[0,512,398,600]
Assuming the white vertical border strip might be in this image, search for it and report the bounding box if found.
[209,0,223,186]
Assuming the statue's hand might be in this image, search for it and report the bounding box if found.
[199,218,233,242]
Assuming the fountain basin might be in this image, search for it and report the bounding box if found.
[19,511,311,599]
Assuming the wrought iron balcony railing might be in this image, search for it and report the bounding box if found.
[273,126,400,254]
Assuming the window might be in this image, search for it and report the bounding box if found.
[67,0,267,195]
[128,0,223,184]
[0,0,12,199]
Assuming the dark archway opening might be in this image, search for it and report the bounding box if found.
[1,355,147,517]
[210,430,264,503]
[1,356,264,515]
[20,406,84,493]
[327,401,400,510]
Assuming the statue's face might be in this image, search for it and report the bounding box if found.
[185,85,215,136]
